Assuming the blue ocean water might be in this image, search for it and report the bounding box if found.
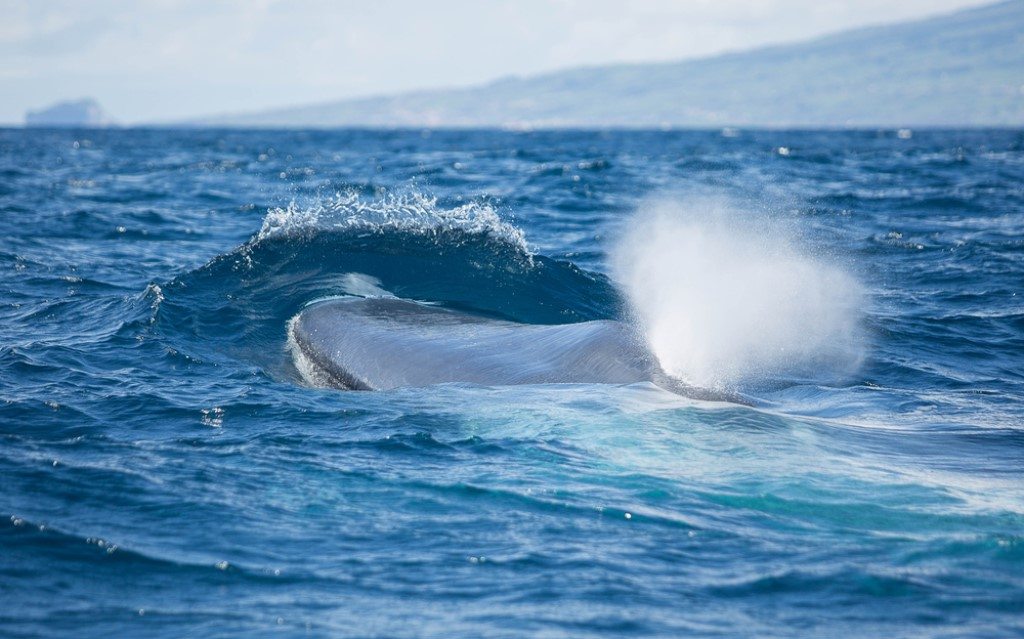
[1,128,1022,637]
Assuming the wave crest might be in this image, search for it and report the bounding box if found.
[257,191,531,257]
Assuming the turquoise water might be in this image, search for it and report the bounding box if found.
[1,128,1022,637]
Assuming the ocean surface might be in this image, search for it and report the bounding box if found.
[1,128,1022,638]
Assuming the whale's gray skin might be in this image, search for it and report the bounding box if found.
[289,297,743,402]
[290,297,656,390]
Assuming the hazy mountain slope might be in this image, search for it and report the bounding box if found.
[195,1,1024,127]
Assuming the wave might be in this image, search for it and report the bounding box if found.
[151,192,619,375]
[256,191,531,254]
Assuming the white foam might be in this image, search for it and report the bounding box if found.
[611,197,864,390]
[256,191,531,256]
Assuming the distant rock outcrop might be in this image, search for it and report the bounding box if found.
[25,98,116,128]
[191,0,1024,128]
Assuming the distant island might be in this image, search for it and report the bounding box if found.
[25,98,115,128]
[189,0,1023,128]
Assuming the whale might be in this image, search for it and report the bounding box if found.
[288,297,738,401]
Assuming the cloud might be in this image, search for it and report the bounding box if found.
[0,0,995,123]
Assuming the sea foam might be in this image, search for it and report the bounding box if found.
[257,190,530,256]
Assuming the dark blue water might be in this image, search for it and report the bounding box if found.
[1,128,1022,637]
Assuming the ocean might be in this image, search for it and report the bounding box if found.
[1,128,1022,637]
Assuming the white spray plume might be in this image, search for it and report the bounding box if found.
[611,198,864,391]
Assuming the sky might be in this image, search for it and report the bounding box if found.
[0,0,996,124]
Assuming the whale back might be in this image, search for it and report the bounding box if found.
[289,298,657,390]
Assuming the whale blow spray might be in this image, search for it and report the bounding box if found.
[611,199,864,391]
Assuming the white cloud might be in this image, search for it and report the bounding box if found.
[0,0,995,123]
